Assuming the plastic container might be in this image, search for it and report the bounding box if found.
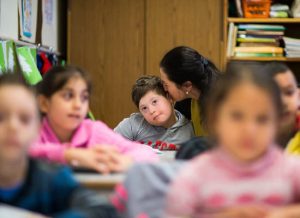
[243,0,271,18]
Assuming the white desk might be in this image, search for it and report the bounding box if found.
[158,150,176,162]
[0,204,45,218]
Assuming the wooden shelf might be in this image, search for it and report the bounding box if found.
[228,57,300,62]
[228,18,300,23]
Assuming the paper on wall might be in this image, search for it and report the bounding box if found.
[41,0,60,52]
[18,0,38,43]
[0,0,19,40]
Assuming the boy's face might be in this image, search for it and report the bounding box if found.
[0,86,39,163]
[139,90,174,128]
[274,71,300,132]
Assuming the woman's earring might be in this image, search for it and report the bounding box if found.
[186,91,189,95]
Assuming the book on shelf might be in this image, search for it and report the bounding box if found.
[238,24,286,31]
[226,23,238,57]
[238,34,282,39]
[226,22,234,57]
[231,26,238,57]
[270,4,289,18]
[271,4,289,11]
[239,42,280,47]
[285,51,300,57]
[227,23,287,58]
[270,11,289,18]
[237,38,277,43]
[284,36,300,57]
[235,52,283,57]
[234,46,283,54]
[238,30,284,36]
[283,37,300,46]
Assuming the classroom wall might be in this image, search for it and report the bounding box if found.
[68,0,224,128]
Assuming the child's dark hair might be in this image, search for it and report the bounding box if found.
[132,76,167,107]
[160,46,220,98]
[205,63,283,135]
[0,72,35,94]
[37,65,91,97]
[263,62,291,77]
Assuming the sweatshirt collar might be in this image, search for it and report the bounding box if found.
[168,110,188,130]
[41,117,89,147]
[212,146,282,176]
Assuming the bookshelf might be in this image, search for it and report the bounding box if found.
[223,0,300,80]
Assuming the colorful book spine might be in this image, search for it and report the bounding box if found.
[235,52,283,57]
[234,46,283,53]
[239,42,280,47]
[238,24,286,31]
[237,38,277,43]
[226,22,234,57]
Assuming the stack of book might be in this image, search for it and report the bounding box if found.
[270,4,289,18]
[227,23,285,58]
[283,37,300,57]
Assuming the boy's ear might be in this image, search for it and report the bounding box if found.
[38,95,50,114]
[182,81,193,93]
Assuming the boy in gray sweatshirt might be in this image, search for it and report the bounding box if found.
[114,76,194,150]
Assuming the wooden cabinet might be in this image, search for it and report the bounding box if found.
[145,0,224,75]
[68,0,145,127]
[68,0,224,127]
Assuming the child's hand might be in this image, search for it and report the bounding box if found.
[107,152,133,172]
[211,205,268,218]
[91,145,133,172]
[64,146,133,174]
[64,146,116,174]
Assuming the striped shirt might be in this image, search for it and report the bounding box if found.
[165,146,300,217]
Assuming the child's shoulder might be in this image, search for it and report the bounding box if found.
[174,109,189,122]
[127,113,147,124]
[283,153,300,167]
[174,110,194,129]
[116,113,146,126]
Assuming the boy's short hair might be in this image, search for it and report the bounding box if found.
[131,76,167,107]
[263,62,291,77]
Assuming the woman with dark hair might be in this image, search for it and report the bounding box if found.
[160,46,220,136]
